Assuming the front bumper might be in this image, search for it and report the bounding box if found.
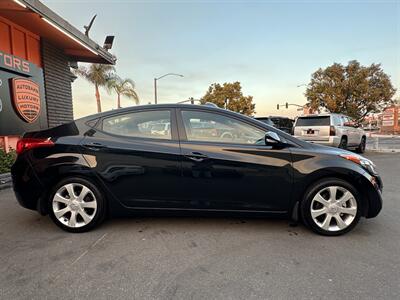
[363,172,383,218]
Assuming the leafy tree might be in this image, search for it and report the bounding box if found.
[200,82,255,116]
[74,64,116,113]
[107,76,139,108]
[305,60,396,123]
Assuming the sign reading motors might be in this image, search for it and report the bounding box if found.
[0,52,30,75]
[11,78,41,123]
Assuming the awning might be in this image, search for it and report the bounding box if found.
[0,0,115,64]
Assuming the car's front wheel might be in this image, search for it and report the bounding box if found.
[301,178,361,236]
[48,177,106,233]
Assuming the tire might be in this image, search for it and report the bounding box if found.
[300,178,361,236]
[48,177,106,233]
[356,136,366,153]
[338,137,348,149]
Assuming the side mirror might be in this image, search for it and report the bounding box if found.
[265,131,281,144]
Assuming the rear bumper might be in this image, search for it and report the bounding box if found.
[294,136,341,147]
[11,156,44,211]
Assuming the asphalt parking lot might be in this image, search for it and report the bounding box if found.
[0,152,399,299]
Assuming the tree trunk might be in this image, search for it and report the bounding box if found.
[117,93,121,108]
[95,83,102,113]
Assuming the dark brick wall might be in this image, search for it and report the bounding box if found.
[41,40,74,128]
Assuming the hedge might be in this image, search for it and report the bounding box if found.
[0,148,16,174]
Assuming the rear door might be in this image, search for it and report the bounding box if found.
[294,116,331,142]
[80,108,185,209]
[177,108,293,212]
[342,116,358,146]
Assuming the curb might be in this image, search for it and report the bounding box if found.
[366,149,400,153]
[0,173,12,190]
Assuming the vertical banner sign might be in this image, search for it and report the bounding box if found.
[11,78,41,123]
[382,108,394,127]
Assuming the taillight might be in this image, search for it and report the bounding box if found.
[329,126,336,136]
[16,138,54,155]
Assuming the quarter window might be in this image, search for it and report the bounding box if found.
[181,110,265,145]
[102,110,172,140]
[332,115,342,126]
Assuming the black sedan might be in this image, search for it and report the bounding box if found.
[11,104,383,235]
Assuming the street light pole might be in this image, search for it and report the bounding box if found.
[154,78,158,104]
[154,73,184,104]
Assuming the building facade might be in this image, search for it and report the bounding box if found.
[0,0,115,151]
[380,105,400,134]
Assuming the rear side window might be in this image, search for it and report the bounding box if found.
[102,110,171,140]
[296,116,331,126]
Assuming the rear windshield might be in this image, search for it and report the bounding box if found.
[296,116,330,126]
[270,118,294,128]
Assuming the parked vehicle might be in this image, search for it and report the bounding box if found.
[293,113,366,153]
[12,104,382,235]
[150,122,170,137]
[256,116,294,134]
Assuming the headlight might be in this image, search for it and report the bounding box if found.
[340,154,378,175]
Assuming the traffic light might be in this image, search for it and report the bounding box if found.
[277,104,279,110]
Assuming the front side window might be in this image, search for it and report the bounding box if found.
[182,110,265,145]
[102,110,171,140]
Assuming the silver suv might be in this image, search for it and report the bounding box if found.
[293,113,366,153]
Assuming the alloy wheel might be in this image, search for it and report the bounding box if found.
[52,183,98,228]
[310,186,357,232]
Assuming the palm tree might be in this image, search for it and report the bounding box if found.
[74,64,115,113]
[107,76,139,108]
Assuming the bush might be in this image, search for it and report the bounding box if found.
[0,148,16,174]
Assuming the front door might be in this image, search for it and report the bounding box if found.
[177,109,293,212]
[80,108,185,209]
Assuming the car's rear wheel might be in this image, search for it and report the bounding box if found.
[301,178,361,236]
[338,137,348,149]
[48,177,106,233]
[356,136,366,153]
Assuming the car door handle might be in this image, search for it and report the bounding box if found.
[184,152,209,162]
[82,142,108,151]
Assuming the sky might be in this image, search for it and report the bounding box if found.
[42,0,400,118]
